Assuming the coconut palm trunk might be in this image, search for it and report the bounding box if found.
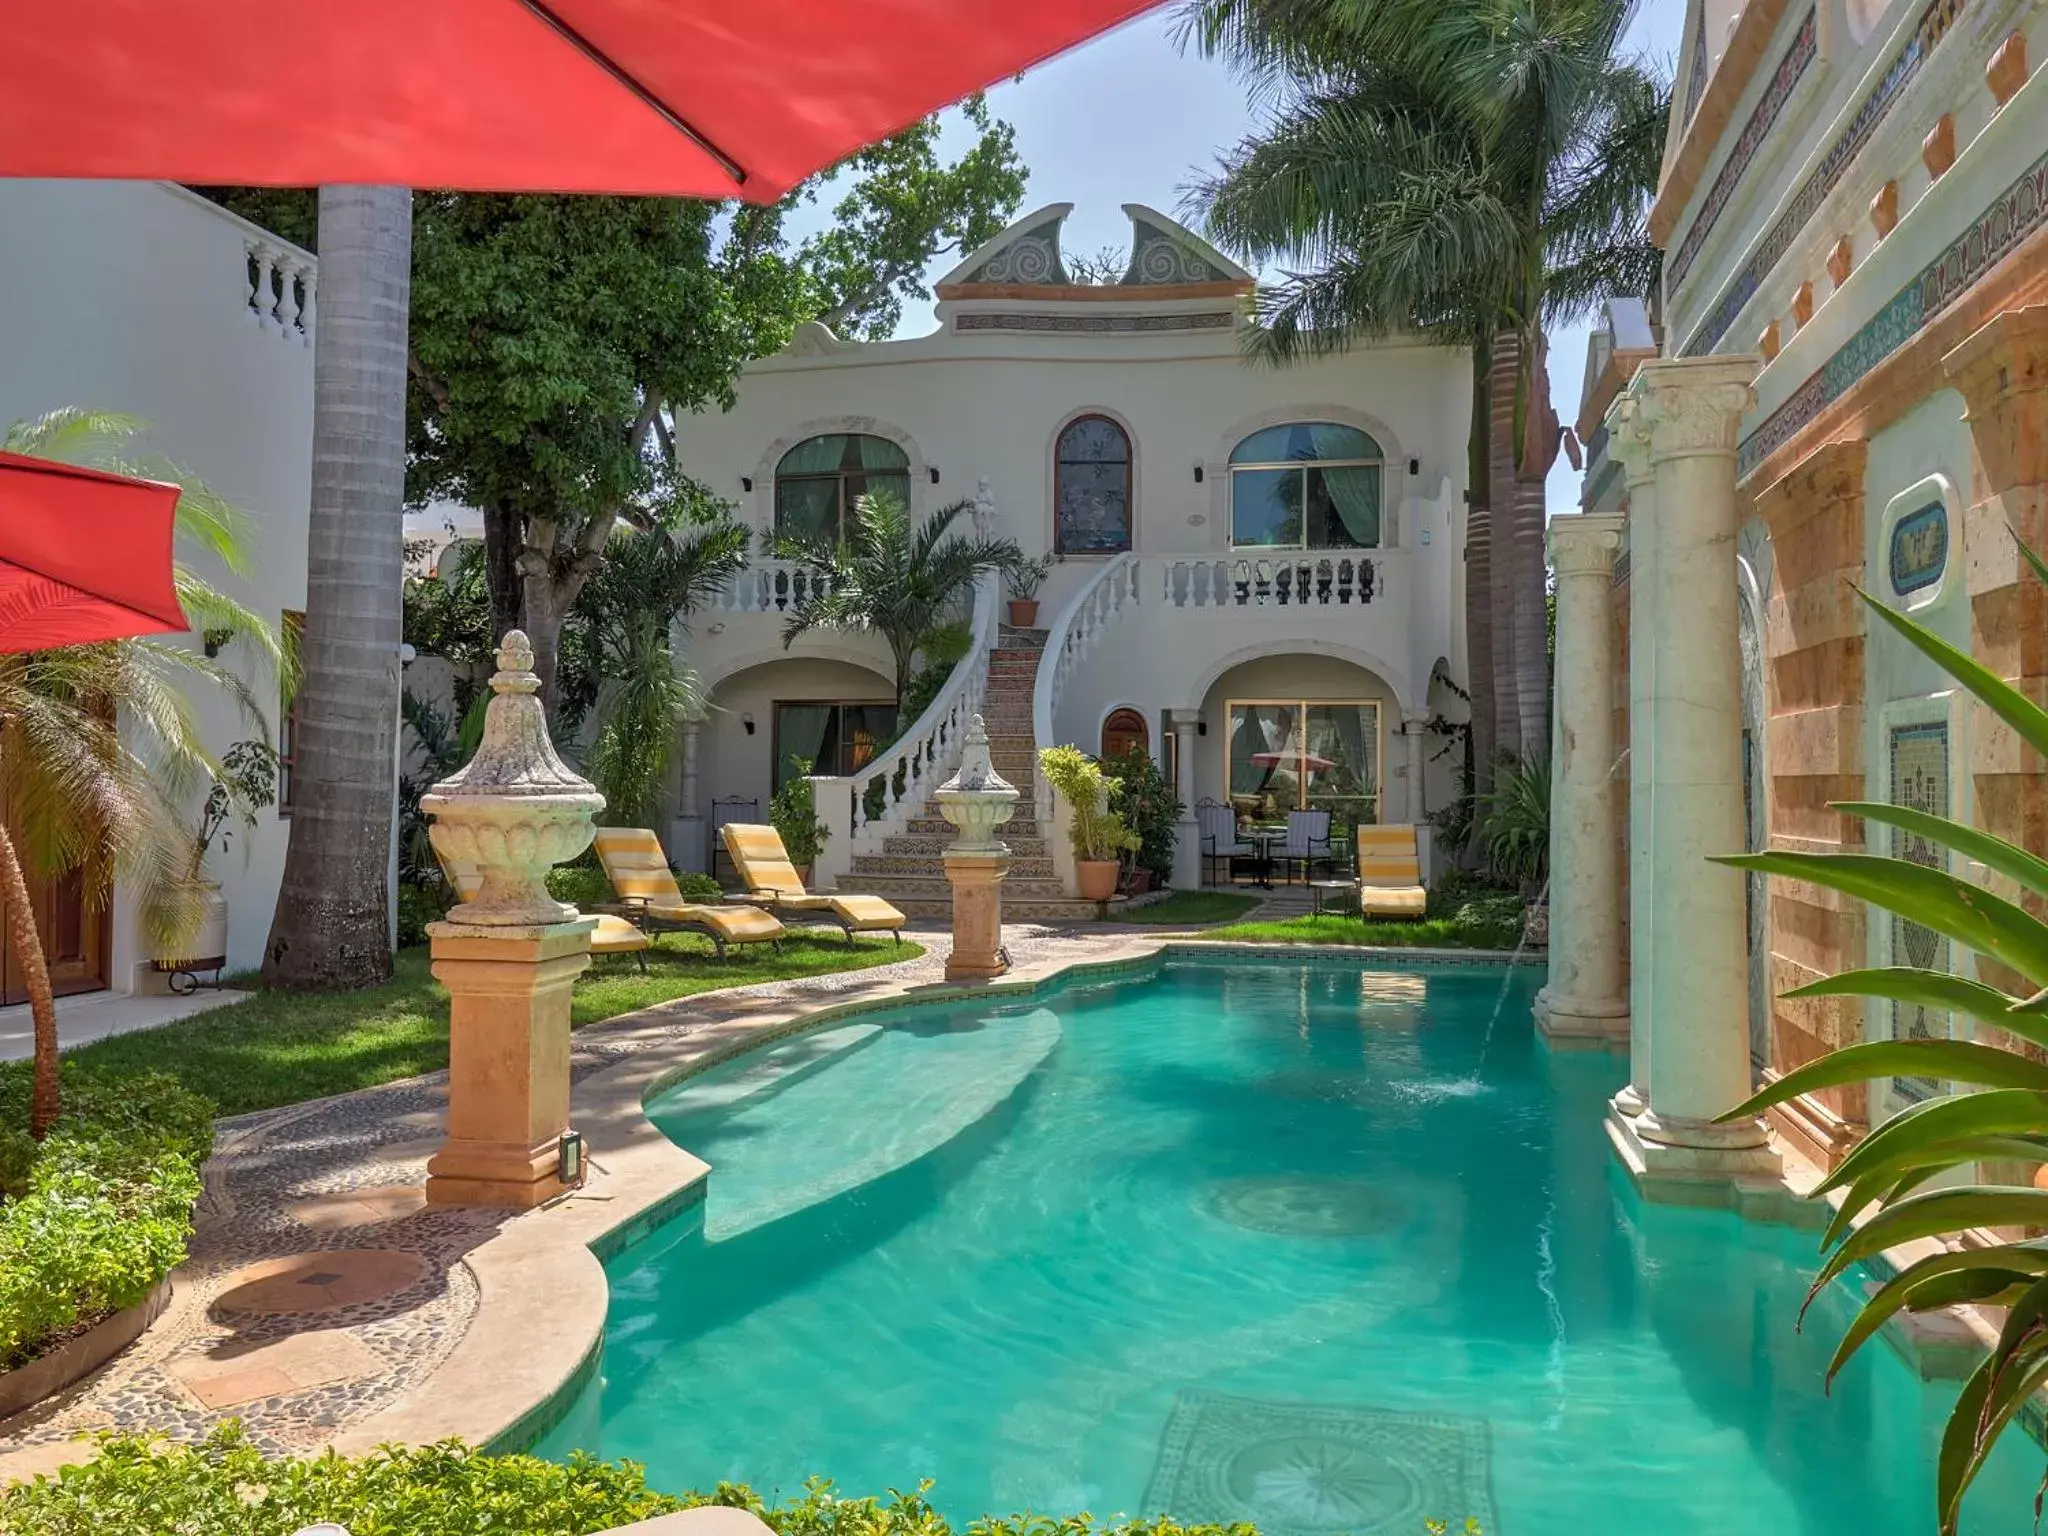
[263,185,412,990]
[0,823,59,1137]
[1513,330,1563,767]
[1486,329,1525,761]
[1465,359,1497,792]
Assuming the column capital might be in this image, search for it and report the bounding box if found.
[1547,513,1626,576]
[1942,304,2048,491]
[1631,356,1760,463]
[1602,389,1657,492]
[1400,711,1434,734]
[1168,708,1202,729]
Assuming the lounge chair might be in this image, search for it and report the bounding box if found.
[1353,824,1428,919]
[591,828,787,956]
[436,852,653,971]
[720,823,906,943]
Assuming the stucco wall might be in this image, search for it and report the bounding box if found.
[0,179,314,987]
[700,657,896,820]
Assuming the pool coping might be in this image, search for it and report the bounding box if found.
[327,935,1541,1459]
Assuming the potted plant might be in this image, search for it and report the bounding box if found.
[1006,554,1055,628]
[770,756,830,883]
[157,739,279,971]
[1038,745,1139,901]
[1103,745,1182,895]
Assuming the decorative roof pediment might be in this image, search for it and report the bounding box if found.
[937,202,1251,296]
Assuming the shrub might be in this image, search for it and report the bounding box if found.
[1037,746,1139,864]
[396,881,451,948]
[1102,747,1181,886]
[0,1065,213,1372]
[546,864,724,909]
[771,759,831,871]
[0,1427,1268,1536]
[1477,751,1549,888]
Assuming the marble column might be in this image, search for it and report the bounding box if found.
[1535,514,1628,1041]
[1606,392,1658,1113]
[1610,357,1779,1190]
[1402,714,1430,822]
[671,718,706,872]
[1169,708,1202,890]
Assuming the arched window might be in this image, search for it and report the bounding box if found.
[1055,415,1132,553]
[775,433,910,543]
[1228,422,1382,550]
[1101,707,1148,762]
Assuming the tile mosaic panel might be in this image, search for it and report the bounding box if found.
[1739,145,2048,477]
[1685,3,1710,125]
[1683,0,1968,356]
[1888,719,1950,1101]
[1888,500,1949,594]
[1668,9,1820,290]
[1142,1389,1498,1536]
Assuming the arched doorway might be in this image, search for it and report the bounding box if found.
[1101,707,1147,763]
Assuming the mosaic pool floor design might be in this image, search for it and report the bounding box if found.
[1142,1390,1497,1536]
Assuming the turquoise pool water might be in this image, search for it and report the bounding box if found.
[539,955,2043,1534]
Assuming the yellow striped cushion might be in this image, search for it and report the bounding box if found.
[596,828,685,903]
[722,823,809,896]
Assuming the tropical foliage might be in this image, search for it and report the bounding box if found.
[0,410,280,1136]
[770,758,833,872]
[1038,746,1141,864]
[1103,746,1184,887]
[1715,539,2048,1533]
[1179,0,1665,779]
[773,490,1024,710]
[1478,750,1551,888]
[0,1064,213,1371]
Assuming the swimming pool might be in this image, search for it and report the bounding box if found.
[539,953,2042,1534]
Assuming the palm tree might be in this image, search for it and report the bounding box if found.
[1,410,280,1136]
[772,490,1024,712]
[575,520,750,828]
[263,186,413,991]
[1181,0,1665,773]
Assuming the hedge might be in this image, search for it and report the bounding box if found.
[0,1064,214,1373]
[0,1427,1263,1536]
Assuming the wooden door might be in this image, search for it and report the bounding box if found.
[0,767,110,1006]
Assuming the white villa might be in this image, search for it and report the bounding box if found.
[669,202,1472,912]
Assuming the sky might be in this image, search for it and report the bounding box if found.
[790,0,1689,517]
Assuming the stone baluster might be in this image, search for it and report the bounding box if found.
[246,241,274,329]
[1536,513,1628,1042]
[420,631,602,1209]
[294,264,316,344]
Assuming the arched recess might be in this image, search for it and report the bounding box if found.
[1183,639,1420,717]
[1737,516,1776,1083]
[1100,705,1148,761]
[749,416,928,535]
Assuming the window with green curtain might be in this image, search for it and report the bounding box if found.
[772,700,899,790]
[1228,421,1383,550]
[775,433,911,542]
[1225,699,1379,821]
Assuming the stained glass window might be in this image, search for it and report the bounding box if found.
[775,434,910,544]
[1055,415,1131,553]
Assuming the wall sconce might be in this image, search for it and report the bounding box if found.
[1196,720,1208,736]
[1192,463,1205,483]
[929,466,941,484]
[741,713,757,735]
[741,475,754,492]
[1408,457,1420,476]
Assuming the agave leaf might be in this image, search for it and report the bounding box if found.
[1822,1091,2048,1195]
[1833,1248,2048,1386]
[1859,587,2048,763]
[1903,1267,2042,1312]
[2015,527,2048,591]
[1723,1040,2048,1122]
[1714,850,2048,986]
[1809,1187,2048,1298]
[1786,967,2048,1050]
[1836,801,2048,905]
[1938,1347,2048,1534]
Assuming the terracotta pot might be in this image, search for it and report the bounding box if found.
[154,880,228,969]
[1075,859,1119,901]
[1006,598,1040,627]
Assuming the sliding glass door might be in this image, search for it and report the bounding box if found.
[1225,700,1380,825]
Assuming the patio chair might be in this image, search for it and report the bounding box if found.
[592,828,788,957]
[720,823,906,943]
[435,851,652,971]
[1353,824,1427,918]
[708,796,760,881]
[1197,800,1252,886]
[1279,808,1333,885]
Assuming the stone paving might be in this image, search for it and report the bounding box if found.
[0,917,1203,1478]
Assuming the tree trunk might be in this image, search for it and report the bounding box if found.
[0,825,60,1137]
[519,564,570,713]
[481,501,524,644]
[1512,330,1562,769]
[1486,329,1524,762]
[1465,359,1496,795]
[263,185,412,990]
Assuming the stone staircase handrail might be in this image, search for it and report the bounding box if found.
[1030,551,1142,824]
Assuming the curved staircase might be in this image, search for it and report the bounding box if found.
[839,628,1107,921]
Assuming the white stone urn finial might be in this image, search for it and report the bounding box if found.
[934,714,1019,852]
[421,629,606,926]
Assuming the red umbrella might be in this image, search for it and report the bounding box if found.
[0,0,1162,200]
[0,453,186,654]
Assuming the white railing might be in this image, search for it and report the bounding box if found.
[1031,553,1143,824]
[245,237,315,344]
[1155,552,1381,608]
[708,557,839,614]
[806,482,1004,886]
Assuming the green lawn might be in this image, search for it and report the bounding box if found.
[1201,889,1528,950]
[1110,890,1262,925]
[69,934,921,1118]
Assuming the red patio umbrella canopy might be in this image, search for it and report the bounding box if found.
[2,0,1162,200]
[0,453,186,654]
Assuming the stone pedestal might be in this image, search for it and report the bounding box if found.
[934,714,1019,983]
[1615,357,1779,1188]
[1536,513,1629,1042]
[425,919,594,1208]
[419,630,603,1209]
